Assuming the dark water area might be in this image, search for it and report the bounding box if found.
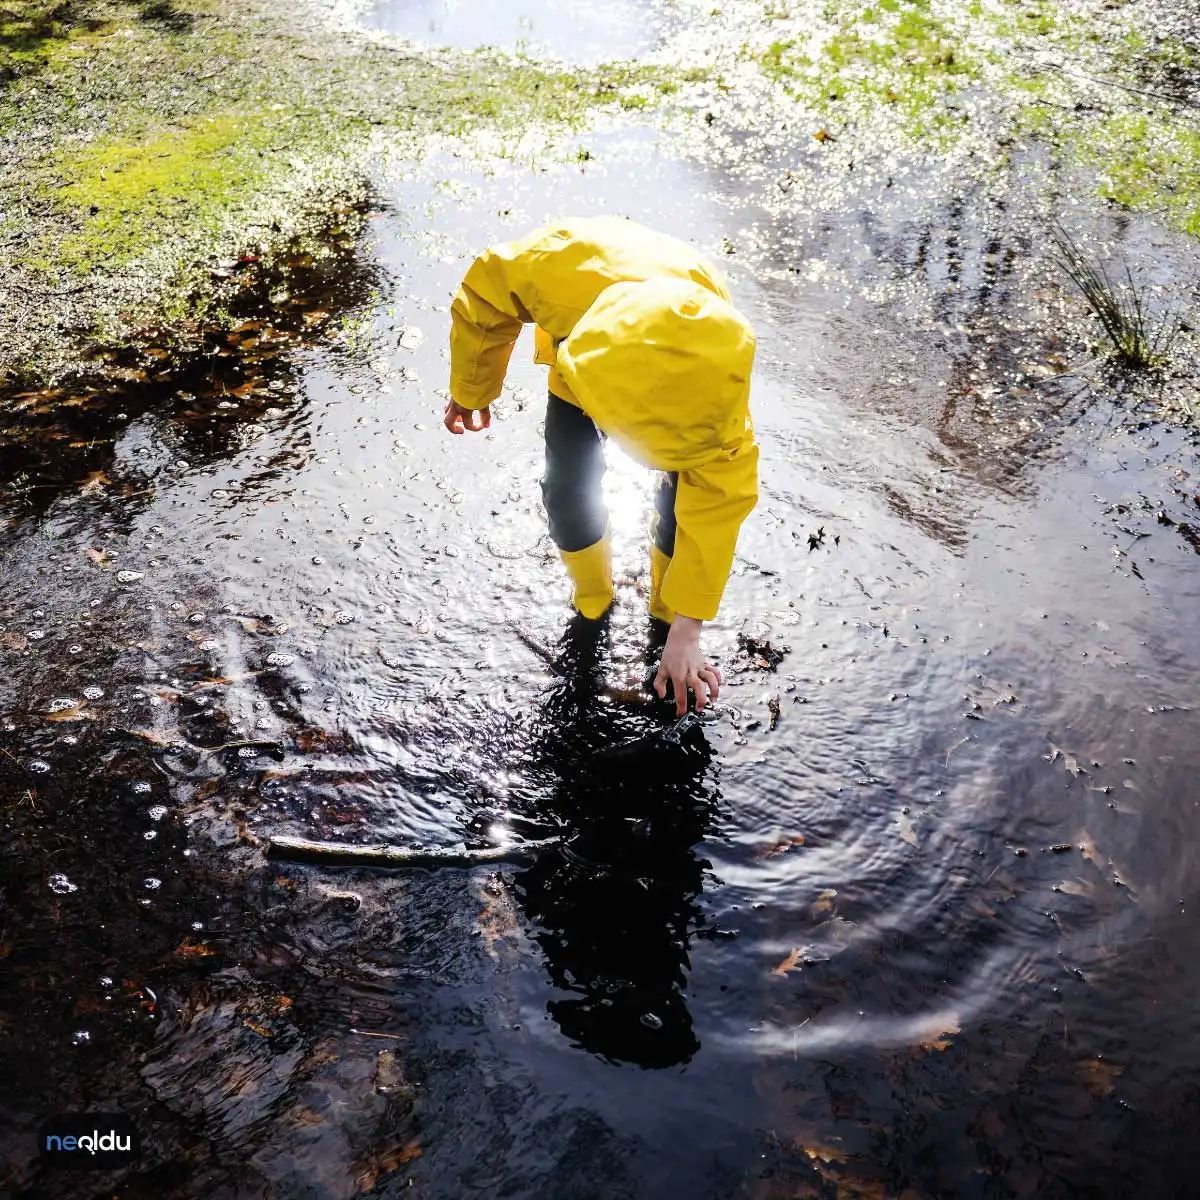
[3,107,1200,1200]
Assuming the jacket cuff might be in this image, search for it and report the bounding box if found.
[659,578,722,622]
[449,377,501,410]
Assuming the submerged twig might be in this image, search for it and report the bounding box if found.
[265,834,562,869]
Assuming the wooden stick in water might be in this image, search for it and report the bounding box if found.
[265,834,562,869]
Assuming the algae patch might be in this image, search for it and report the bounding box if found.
[43,109,366,273]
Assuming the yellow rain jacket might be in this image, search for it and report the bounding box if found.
[449,216,758,621]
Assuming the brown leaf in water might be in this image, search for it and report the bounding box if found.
[813,129,837,143]
[173,937,217,960]
[756,833,805,859]
[79,471,111,495]
[243,1019,274,1039]
[355,1138,422,1192]
[1054,879,1093,898]
[0,632,28,651]
[86,547,110,565]
[1079,1057,1123,1096]
[896,811,919,846]
[772,948,804,977]
[45,705,95,723]
[811,888,838,916]
[917,1017,961,1053]
[1045,743,1088,778]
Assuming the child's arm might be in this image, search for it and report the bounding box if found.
[660,438,760,622]
[652,436,758,714]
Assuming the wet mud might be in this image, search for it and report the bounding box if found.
[2,0,1200,1197]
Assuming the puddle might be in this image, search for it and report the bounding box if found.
[3,60,1200,1200]
[363,0,664,63]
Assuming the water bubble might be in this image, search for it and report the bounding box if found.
[312,556,324,565]
[148,805,167,822]
[144,830,157,840]
[144,877,161,890]
[269,622,290,635]
[639,1012,664,1030]
[176,459,190,469]
[198,639,220,652]
[265,653,295,667]
[297,683,312,694]
[132,782,152,794]
[237,747,258,758]
[211,489,231,500]
[29,760,50,774]
[188,613,205,624]
[117,571,144,584]
[150,526,164,535]
[334,611,354,625]
[61,735,78,745]
[47,698,77,713]
[191,920,204,931]
[49,873,78,894]
[68,644,83,654]
[99,975,113,988]
[70,1030,91,1046]
[28,630,44,641]
[33,609,45,618]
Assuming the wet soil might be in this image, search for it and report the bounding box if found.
[2,0,1200,1197]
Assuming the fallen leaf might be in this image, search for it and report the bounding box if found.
[86,547,110,566]
[1045,743,1089,778]
[756,833,806,859]
[917,1016,961,1052]
[79,471,111,495]
[0,632,28,651]
[773,948,803,976]
[1054,879,1093,898]
[173,938,216,960]
[811,887,838,916]
[1079,1057,1123,1096]
[896,811,918,846]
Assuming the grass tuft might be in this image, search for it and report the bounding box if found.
[1049,223,1182,370]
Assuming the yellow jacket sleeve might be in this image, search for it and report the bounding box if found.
[448,243,536,411]
[660,434,759,621]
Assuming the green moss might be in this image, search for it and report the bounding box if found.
[39,108,366,273]
[1085,113,1200,237]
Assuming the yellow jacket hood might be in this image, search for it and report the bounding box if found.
[556,276,756,473]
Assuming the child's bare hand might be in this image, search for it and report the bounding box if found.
[444,398,491,434]
[654,616,721,716]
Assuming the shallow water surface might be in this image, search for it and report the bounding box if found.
[364,0,663,62]
[2,100,1200,1200]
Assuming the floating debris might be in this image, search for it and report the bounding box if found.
[265,834,562,869]
[48,874,78,894]
[732,633,790,672]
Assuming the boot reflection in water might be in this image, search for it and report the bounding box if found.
[442,216,759,718]
[517,621,719,1069]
